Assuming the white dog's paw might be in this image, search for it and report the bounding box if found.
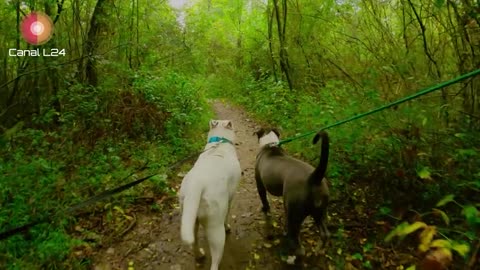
[195,248,206,263]
[225,223,231,234]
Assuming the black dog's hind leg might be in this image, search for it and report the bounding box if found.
[255,173,273,239]
[285,202,306,257]
[313,208,330,248]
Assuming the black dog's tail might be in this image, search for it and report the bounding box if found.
[308,131,329,186]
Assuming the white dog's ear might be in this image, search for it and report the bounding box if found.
[224,120,234,130]
[209,120,218,128]
[271,128,280,138]
[254,128,265,138]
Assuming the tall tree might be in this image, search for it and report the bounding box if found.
[78,0,115,86]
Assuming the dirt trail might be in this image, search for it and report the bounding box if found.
[92,100,295,270]
[91,100,431,270]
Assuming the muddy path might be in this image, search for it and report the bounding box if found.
[92,100,334,270]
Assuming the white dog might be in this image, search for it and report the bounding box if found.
[179,119,241,270]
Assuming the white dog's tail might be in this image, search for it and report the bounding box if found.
[181,185,203,245]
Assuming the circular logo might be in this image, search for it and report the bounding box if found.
[20,12,54,45]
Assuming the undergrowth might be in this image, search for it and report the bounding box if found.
[0,70,212,269]
[212,73,479,268]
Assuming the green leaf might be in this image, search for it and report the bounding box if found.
[436,194,455,207]
[363,242,373,253]
[362,260,372,269]
[379,206,391,215]
[417,167,432,180]
[451,242,470,257]
[419,226,436,252]
[385,221,427,242]
[385,221,407,242]
[433,208,450,225]
[434,0,445,8]
[463,205,480,228]
[465,231,477,241]
[430,239,452,249]
[352,253,363,260]
[422,118,427,126]
[406,265,416,270]
[2,121,25,140]
[457,149,477,157]
[402,221,428,235]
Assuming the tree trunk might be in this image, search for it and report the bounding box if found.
[44,1,63,124]
[272,0,293,90]
[78,0,114,86]
[267,3,278,81]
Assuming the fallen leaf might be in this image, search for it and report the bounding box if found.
[421,248,452,270]
[74,250,84,257]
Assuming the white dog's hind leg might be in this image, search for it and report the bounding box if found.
[194,219,206,262]
[180,182,202,245]
[206,223,226,270]
[224,197,233,234]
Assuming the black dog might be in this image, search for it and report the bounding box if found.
[254,128,330,257]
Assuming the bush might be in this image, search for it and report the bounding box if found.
[0,70,211,269]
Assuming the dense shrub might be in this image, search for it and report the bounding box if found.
[0,70,211,269]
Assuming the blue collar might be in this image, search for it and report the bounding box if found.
[208,136,233,144]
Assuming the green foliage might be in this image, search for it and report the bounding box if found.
[1,0,479,268]
[385,195,478,266]
[0,68,210,269]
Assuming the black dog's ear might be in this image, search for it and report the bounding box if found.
[271,128,281,138]
[253,128,265,138]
